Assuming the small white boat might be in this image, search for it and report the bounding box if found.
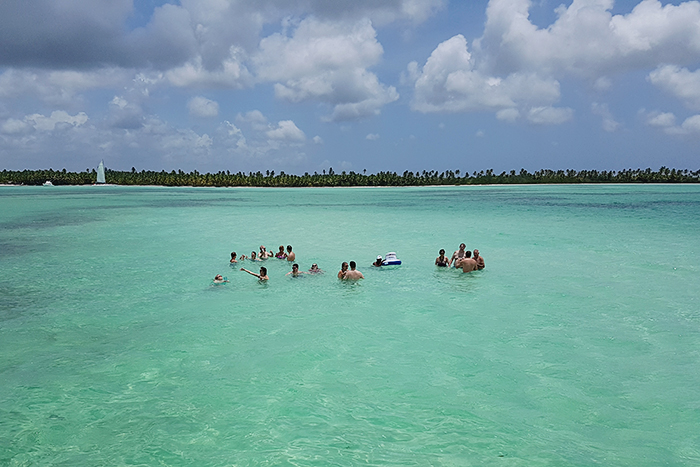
[43,181,53,186]
[382,252,401,265]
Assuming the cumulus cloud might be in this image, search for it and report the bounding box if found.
[648,65,700,109]
[187,96,219,118]
[644,110,700,135]
[409,0,700,125]
[255,17,398,120]
[366,133,380,140]
[266,120,306,142]
[409,34,563,121]
[477,0,700,78]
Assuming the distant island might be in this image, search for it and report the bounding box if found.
[2,167,699,187]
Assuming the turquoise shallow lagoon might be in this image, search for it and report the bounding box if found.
[1,185,699,466]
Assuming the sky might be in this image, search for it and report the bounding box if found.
[1,0,700,174]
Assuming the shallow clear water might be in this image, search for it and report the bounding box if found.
[1,184,699,466]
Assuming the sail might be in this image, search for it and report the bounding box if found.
[96,160,106,184]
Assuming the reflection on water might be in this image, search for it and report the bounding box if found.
[1,185,699,466]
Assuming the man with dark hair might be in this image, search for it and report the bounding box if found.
[459,251,478,273]
[286,245,296,262]
[344,261,364,280]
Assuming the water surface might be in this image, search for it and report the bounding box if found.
[1,185,699,466]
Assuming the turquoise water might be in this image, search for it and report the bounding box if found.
[1,185,699,466]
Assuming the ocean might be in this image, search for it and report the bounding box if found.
[1,184,699,466]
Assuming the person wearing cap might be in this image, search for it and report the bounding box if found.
[372,255,383,267]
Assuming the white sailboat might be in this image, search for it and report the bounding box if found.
[96,160,106,184]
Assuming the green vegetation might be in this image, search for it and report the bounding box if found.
[2,166,699,186]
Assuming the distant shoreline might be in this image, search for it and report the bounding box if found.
[2,167,699,186]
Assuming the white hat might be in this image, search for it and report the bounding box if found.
[377,255,383,259]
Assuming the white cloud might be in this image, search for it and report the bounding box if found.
[526,106,573,125]
[0,118,32,135]
[187,96,219,118]
[255,17,398,121]
[25,111,89,131]
[648,65,700,109]
[644,110,700,135]
[646,111,676,127]
[477,0,700,78]
[591,102,620,132]
[266,120,306,142]
[409,0,700,126]
[366,133,379,140]
[409,34,564,122]
[313,135,323,144]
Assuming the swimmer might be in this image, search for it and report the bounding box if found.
[308,264,323,274]
[286,245,296,262]
[259,245,271,259]
[338,262,349,279]
[250,251,260,261]
[240,266,269,281]
[435,249,448,267]
[449,243,467,268]
[239,253,247,261]
[372,255,383,267]
[276,245,287,259]
[459,251,478,273]
[213,274,229,283]
[344,261,364,280]
[285,263,304,277]
[230,252,238,263]
[473,249,485,270]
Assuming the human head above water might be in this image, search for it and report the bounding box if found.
[287,245,293,252]
[341,262,348,270]
[460,243,466,250]
[465,250,472,258]
[439,249,445,255]
[292,263,299,270]
[231,252,236,258]
[260,267,267,276]
[349,261,356,269]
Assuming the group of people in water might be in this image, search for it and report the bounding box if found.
[213,243,484,283]
[436,243,485,272]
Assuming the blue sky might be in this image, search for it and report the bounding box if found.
[1,0,699,174]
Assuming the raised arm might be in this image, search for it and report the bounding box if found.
[240,268,261,279]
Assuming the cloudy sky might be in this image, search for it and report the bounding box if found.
[1,0,700,174]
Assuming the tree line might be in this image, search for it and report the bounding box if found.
[2,166,699,187]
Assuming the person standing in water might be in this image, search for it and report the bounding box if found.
[241,266,269,281]
[276,246,287,259]
[372,255,383,267]
[286,245,296,262]
[338,262,349,279]
[435,249,448,267]
[344,261,364,280]
[285,263,304,277]
[449,243,467,268]
[473,249,485,270]
[459,251,478,273]
[230,252,238,263]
